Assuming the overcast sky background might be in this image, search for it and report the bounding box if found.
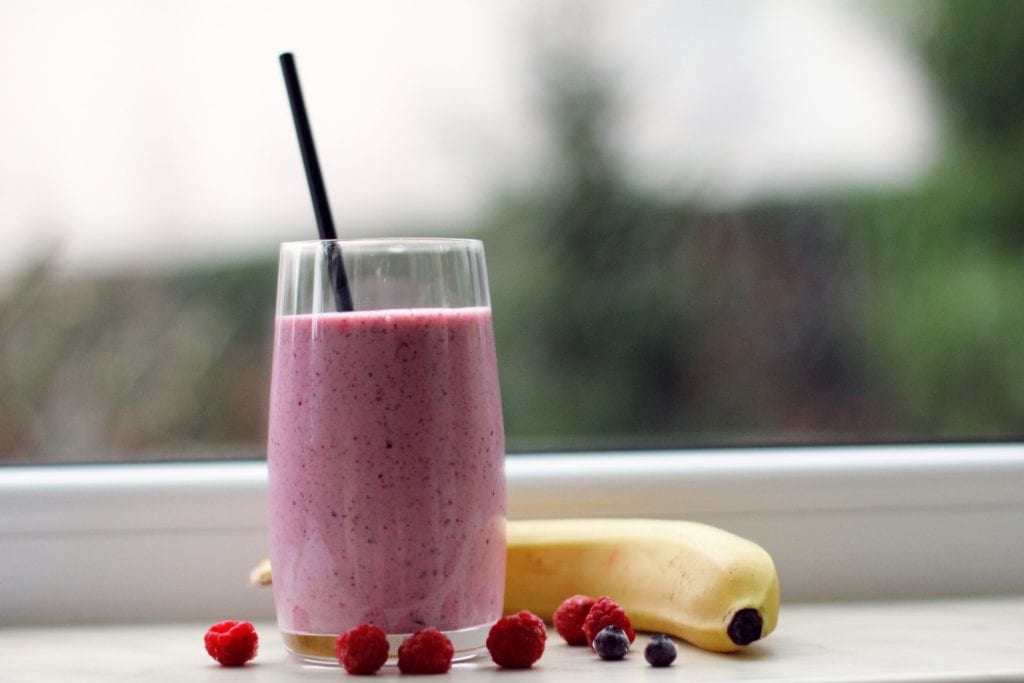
[0,0,937,280]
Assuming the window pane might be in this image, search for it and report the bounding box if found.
[1,1,1021,464]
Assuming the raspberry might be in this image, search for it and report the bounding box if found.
[644,633,677,667]
[581,596,635,647]
[397,627,455,674]
[486,611,547,669]
[335,624,389,675]
[203,620,258,667]
[553,594,595,645]
[593,626,630,660]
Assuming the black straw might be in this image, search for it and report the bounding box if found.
[279,52,355,312]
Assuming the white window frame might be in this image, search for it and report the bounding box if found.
[2,443,1023,625]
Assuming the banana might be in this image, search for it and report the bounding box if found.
[251,517,780,653]
[503,518,780,653]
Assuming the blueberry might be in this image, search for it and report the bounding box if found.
[593,626,630,660]
[644,633,677,667]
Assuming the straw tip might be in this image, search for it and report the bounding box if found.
[279,52,295,64]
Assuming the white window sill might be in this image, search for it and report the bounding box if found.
[1,443,1023,625]
[4,597,1024,682]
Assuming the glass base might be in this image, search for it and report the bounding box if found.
[282,621,492,666]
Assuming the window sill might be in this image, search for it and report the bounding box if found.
[1,443,1023,624]
[4,596,1024,681]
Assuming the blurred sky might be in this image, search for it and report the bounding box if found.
[0,0,936,279]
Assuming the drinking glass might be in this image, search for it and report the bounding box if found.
[266,238,507,663]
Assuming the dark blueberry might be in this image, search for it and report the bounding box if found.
[644,633,677,667]
[593,626,630,660]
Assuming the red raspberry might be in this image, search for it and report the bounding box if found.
[397,627,455,674]
[335,624,390,675]
[581,597,635,647]
[553,594,595,645]
[203,620,258,667]
[486,611,547,669]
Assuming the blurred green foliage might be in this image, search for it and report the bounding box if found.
[0,259,277,461]
[484,46,875,449]
[834,0,1024,439]
[485,0,1024,448]
[0,0,1021,462]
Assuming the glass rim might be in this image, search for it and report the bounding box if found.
[279,237,483,251]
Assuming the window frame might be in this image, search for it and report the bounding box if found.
[2,443,1023,625]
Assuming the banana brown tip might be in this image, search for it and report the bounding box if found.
[727,608,763,646]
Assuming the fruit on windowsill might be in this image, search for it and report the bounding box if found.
[251,517,780,654]
[504,518,780,653]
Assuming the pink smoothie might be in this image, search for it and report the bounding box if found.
[266,306,506,639]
